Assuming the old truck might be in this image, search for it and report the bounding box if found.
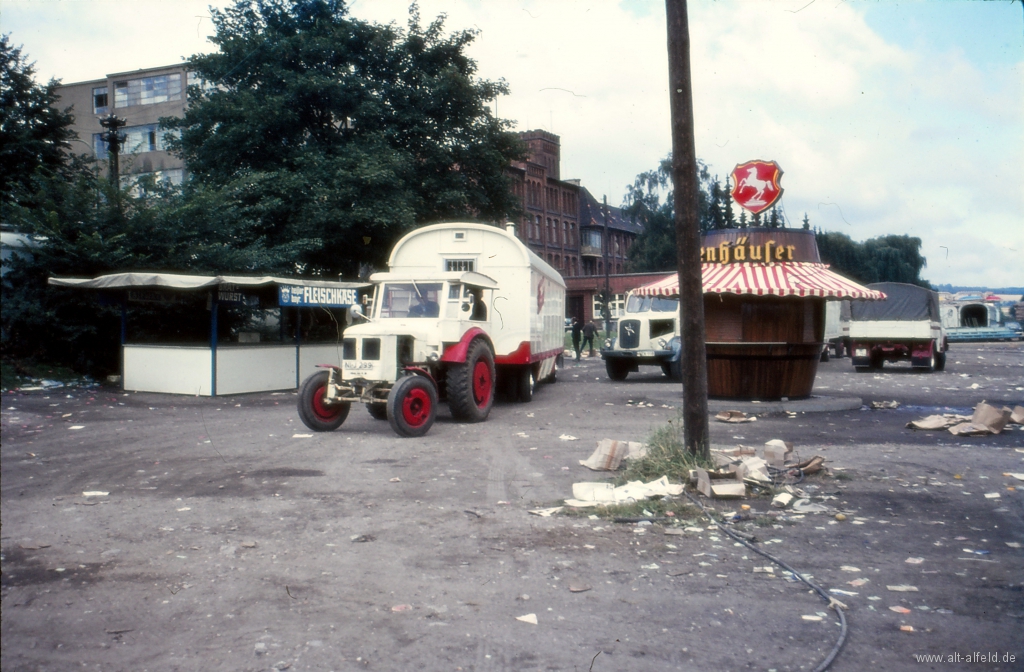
[849,282,947,372]
[297,222,566,437]
[600,291,681,380]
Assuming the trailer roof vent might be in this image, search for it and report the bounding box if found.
[453,230,466,241]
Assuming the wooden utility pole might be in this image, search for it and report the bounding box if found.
[602,195,611,334]
[665,0,709,458]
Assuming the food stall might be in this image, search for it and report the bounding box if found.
[48,272,368,396]
[634,229,885,400]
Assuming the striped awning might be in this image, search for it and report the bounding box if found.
[634,263,886,300]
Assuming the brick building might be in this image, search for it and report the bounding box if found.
[507,130,650,325]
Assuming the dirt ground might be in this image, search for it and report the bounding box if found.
[2,341,1022,671]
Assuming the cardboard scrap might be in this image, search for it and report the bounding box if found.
[908,402,1013,436]
[694,467,746,499]
[715,410,757,423]
[515,613,538,624]
[1011,406,1024,425]
[772,492,794,509]
[578,439,646,471]
[762,439,793,467]
[566,476,683,507]
[528,507,563,517]
[871,400,900,409]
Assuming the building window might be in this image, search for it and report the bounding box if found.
[445,259,474,272]
[93,124,179,157]
[92,87,108,114]
[114,73,183,108]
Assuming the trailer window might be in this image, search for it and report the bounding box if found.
[379,282,442,318]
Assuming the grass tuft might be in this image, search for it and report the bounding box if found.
[620,416,717,485]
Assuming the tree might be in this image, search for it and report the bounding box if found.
[0,35,77,217]
[165,0,525,278]
[623,154,715,272]
[816,231,929,287]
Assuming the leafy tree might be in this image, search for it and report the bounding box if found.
[165,0,525,278]
[0,35,77,217]
[816,231,929,287]
[623,155,715,272]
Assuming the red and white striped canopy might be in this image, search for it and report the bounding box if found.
[634,263,886,300]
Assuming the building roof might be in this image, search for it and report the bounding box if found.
[578,187,642,235]
[633,263,885,300]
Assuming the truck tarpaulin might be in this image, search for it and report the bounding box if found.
[850,283,940,322]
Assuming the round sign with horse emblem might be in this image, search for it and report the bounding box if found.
[730,160,783,215]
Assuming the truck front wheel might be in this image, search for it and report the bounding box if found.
[297,371,350,432]
[387,375,437,437]
[606,359,629,381]
[448,339,495,422]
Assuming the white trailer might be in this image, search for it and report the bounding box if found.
[297,222,566,437]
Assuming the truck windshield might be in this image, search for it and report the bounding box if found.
[626,295,679,313]
[379,282,443,318]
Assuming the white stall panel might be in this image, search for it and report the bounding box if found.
[216,346,296,395]
[299,344,344,382]
[124,345,212,395]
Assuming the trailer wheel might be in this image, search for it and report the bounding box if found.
[448,339,495,422]
[387,375,437,437]
[297,371,350,432]
[517,367,535,403]
[606,359,629,381]
[935,352,946,371]
[834,341,845,358]
[820,345,830,362]
[367,402,388,420]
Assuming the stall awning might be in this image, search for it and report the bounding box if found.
[633,263,886,300]
[48,272,368,291]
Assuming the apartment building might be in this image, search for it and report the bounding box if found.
[55,64,191,184]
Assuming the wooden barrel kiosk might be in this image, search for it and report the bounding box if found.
[635,228,884,400]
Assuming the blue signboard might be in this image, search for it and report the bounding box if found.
[279,284,358,308]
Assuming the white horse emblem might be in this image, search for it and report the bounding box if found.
[737,167,775,206]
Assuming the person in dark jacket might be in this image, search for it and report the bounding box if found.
[571,318,583,361]
[582,320,598,357]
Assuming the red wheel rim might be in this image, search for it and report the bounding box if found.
[401,387,431,427]
[472,359,492,407]
[311,384,342,420]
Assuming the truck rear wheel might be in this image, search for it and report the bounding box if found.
[448,339,495,422]
[606,359,629,381]
[517,367,535,403]
[297,371,350,432]
[387,375,437,437]
[935,351,946,371]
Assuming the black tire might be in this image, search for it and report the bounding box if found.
[367,402,388,420]
[387,375,437,437]
[297,371,350,432]
[820,346,830,362]
[661,362,672,377]
[834,341,845,358]
[870,353,884,370]
[606,359,629,381]
[447,339,495,422]
[517,366,534,403]
[669,359,682,381]
[935,351,946,371]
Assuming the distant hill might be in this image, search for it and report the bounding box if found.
[933,284,1023,297]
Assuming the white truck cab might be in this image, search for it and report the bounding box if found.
[600,292,681,380]
[297,223,565,437]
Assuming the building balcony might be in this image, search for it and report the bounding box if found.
[580,245,603,258]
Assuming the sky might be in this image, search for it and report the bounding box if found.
[3,0,1022,287]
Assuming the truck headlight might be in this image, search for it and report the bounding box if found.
[657,338,668,349]
[603,338,612,349]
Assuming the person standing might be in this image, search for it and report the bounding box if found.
[582,320,598,357]
[571,318,583,361]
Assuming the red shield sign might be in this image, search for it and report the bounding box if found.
[730,160,783,215]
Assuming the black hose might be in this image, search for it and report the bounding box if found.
[681,489,848,672]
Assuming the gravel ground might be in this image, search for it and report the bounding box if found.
[2,341,1022,671]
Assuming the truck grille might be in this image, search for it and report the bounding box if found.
[619,320,641,349]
